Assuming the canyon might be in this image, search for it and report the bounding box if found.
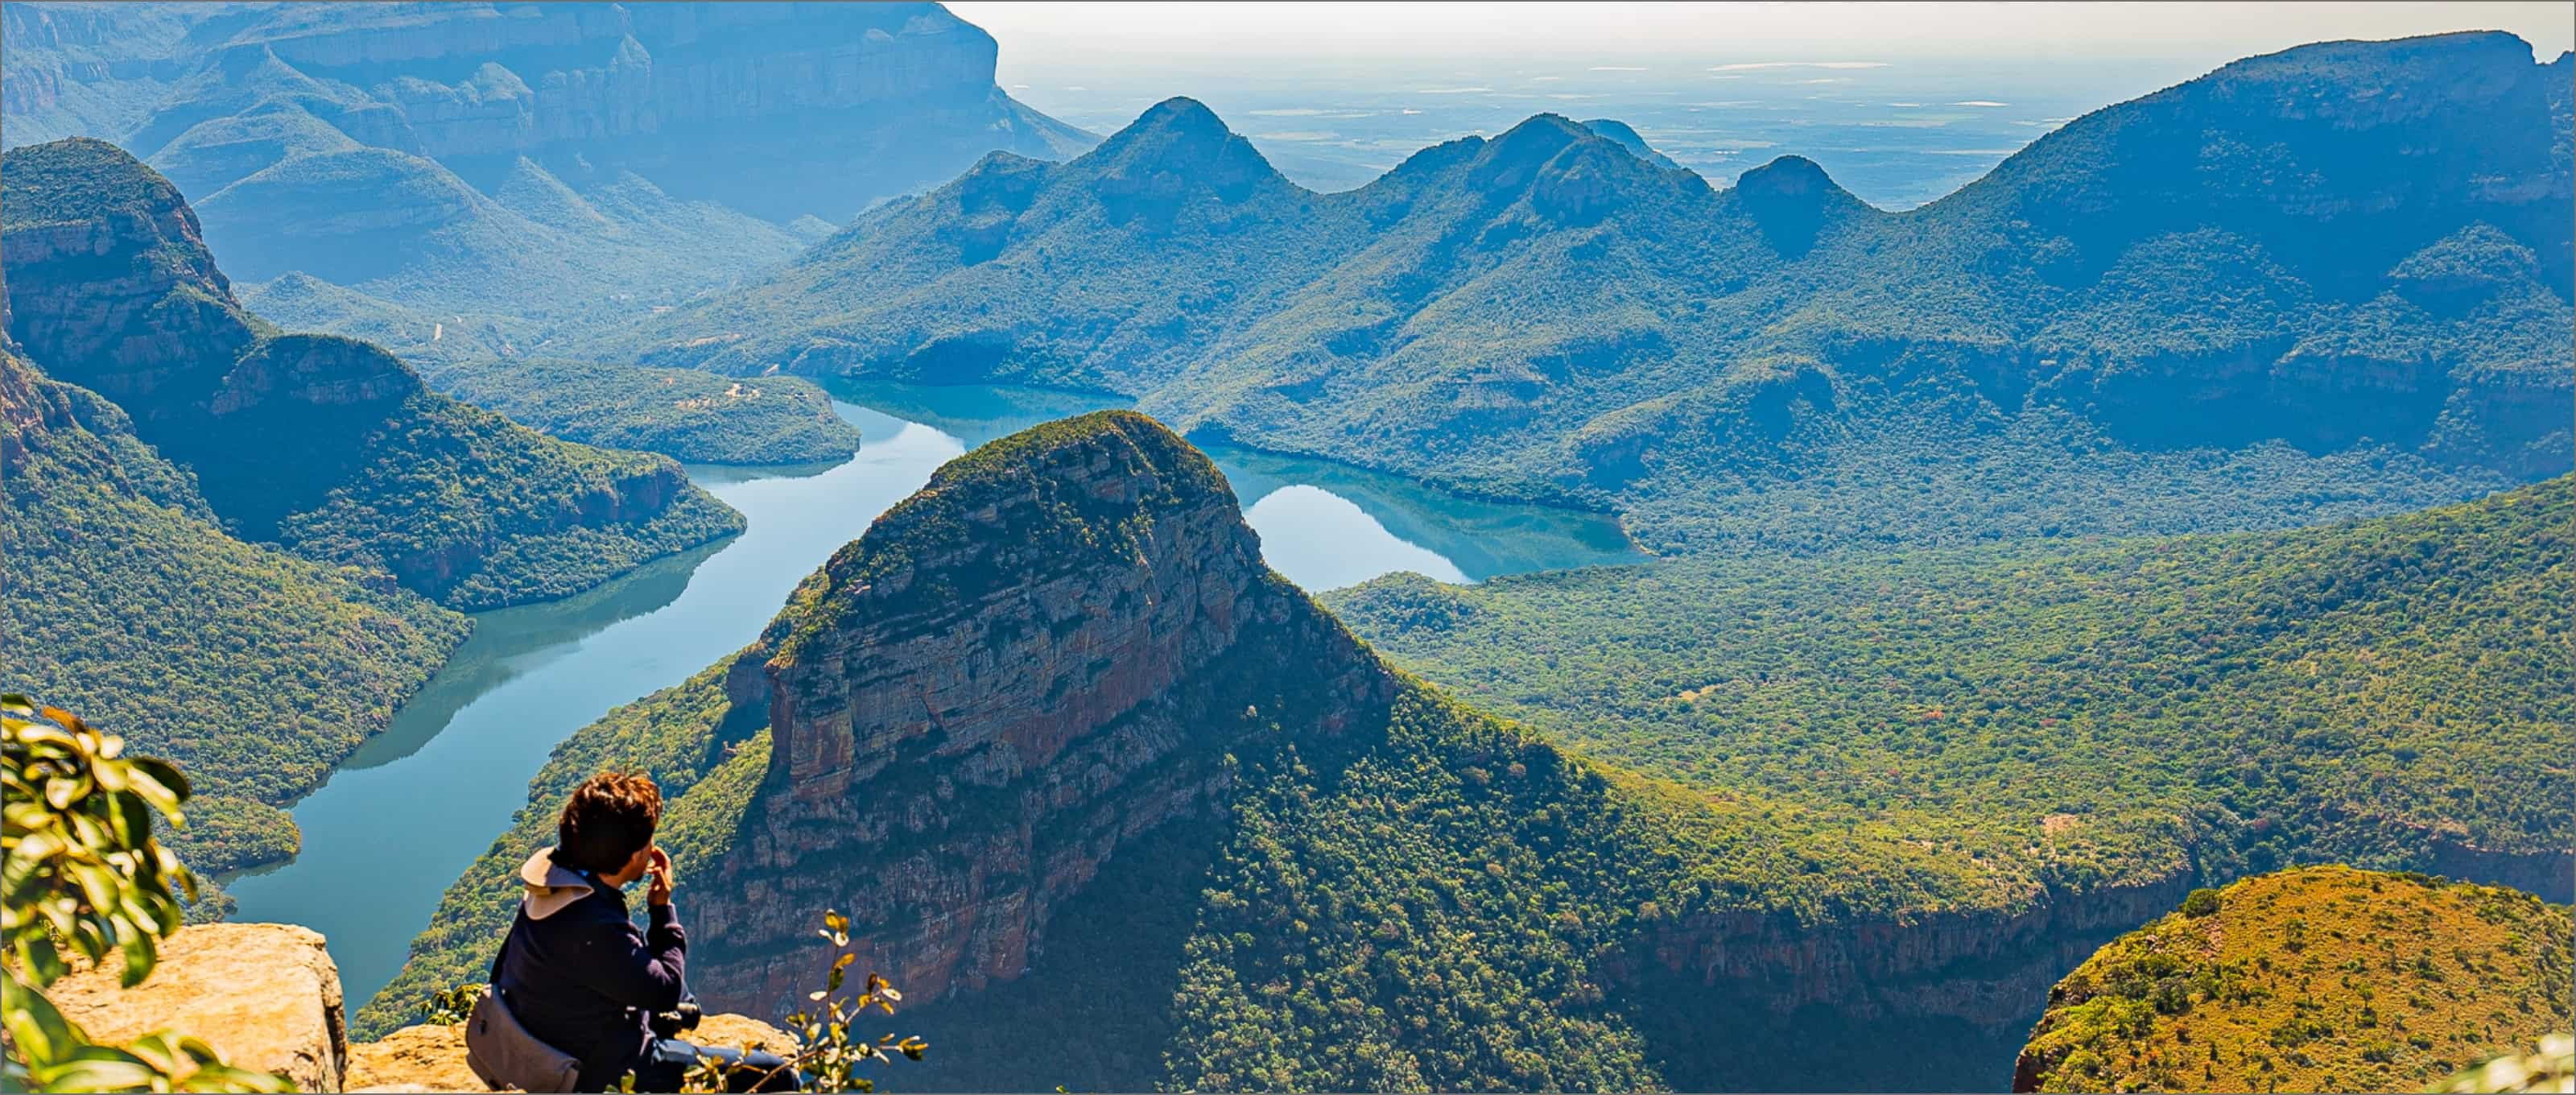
[386,411,2576,1091]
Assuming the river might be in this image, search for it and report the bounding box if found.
[222,382,1639,1012]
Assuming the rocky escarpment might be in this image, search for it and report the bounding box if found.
[1,136,741,609]
[10,2,1091,225]
[691,411,1393,1018]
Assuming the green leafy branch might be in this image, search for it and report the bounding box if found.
[2,694,290,1093]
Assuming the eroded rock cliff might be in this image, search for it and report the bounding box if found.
[691,411,1393,1015]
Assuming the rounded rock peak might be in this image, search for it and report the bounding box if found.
[1133,96,1229,138]
[1735,155,1840,197]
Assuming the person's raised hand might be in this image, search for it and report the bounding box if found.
[645,845,674,907]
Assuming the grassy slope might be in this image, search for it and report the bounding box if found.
[1330,476,2576,897]
[0,349,469,874]
[2017,866,2573,1093]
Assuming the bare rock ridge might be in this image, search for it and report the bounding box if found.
[0,136,740,609]
[691,410,1396,1014]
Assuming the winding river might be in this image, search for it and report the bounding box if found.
[223,383,1640,1011]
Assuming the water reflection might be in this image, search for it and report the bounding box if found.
[824,379,1641,589]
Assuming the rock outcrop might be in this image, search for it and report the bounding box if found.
[691,410,1393,1018]
[45,921,799,1093]
[48,924,350,1093]
[346,1014,793,1093]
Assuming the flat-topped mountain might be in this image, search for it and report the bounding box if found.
[627,32,2570,556]
[2,137,741,609]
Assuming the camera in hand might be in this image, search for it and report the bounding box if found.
[649,998,703,1039]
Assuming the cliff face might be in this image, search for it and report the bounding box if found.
[692,411,1393,1015]
[9,2,1092,224]
[313,4,1005,155]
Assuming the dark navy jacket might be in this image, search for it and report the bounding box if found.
[492,848,686,1092]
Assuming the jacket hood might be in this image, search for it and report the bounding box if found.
[518,846,597,921]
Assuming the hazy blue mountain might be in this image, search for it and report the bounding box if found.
[622,32,2570,555]
[2,2,1094,345]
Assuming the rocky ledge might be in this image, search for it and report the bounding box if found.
[51,923,790,1093]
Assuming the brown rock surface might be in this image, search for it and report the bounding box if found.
[47,923,349,1093]
[345,1014,793,1093]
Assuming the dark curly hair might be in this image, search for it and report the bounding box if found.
[554,771,663,874]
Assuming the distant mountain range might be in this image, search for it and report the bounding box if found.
[2,2,1093,344]
[621,31,2573,555]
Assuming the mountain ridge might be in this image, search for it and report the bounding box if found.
[617,31,2569,557]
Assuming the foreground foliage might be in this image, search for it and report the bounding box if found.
[2016,866,2572,1093]
[2435,1032,2576,1093]
[1,696,290,1092]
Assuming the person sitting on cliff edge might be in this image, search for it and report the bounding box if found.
[491,771,799,1092]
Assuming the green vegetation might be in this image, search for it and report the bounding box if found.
[2016,866,2573,1093]
[2,695,293,1092]
[1,349,467,874]
[628,33,2569,555]
[382,413,2085,1089]
[1,138,745,611]
[426,358,860,465]
[1330,476,2576,901]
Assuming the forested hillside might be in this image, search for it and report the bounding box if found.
[1,138,742,609]
[2015,866,2572,1093]
[628,31,2571,555]
[1331,475,2576,902]
[427,358,860,465]
[0,347,466,879]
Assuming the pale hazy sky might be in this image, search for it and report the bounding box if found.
[949,2,2575,71]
